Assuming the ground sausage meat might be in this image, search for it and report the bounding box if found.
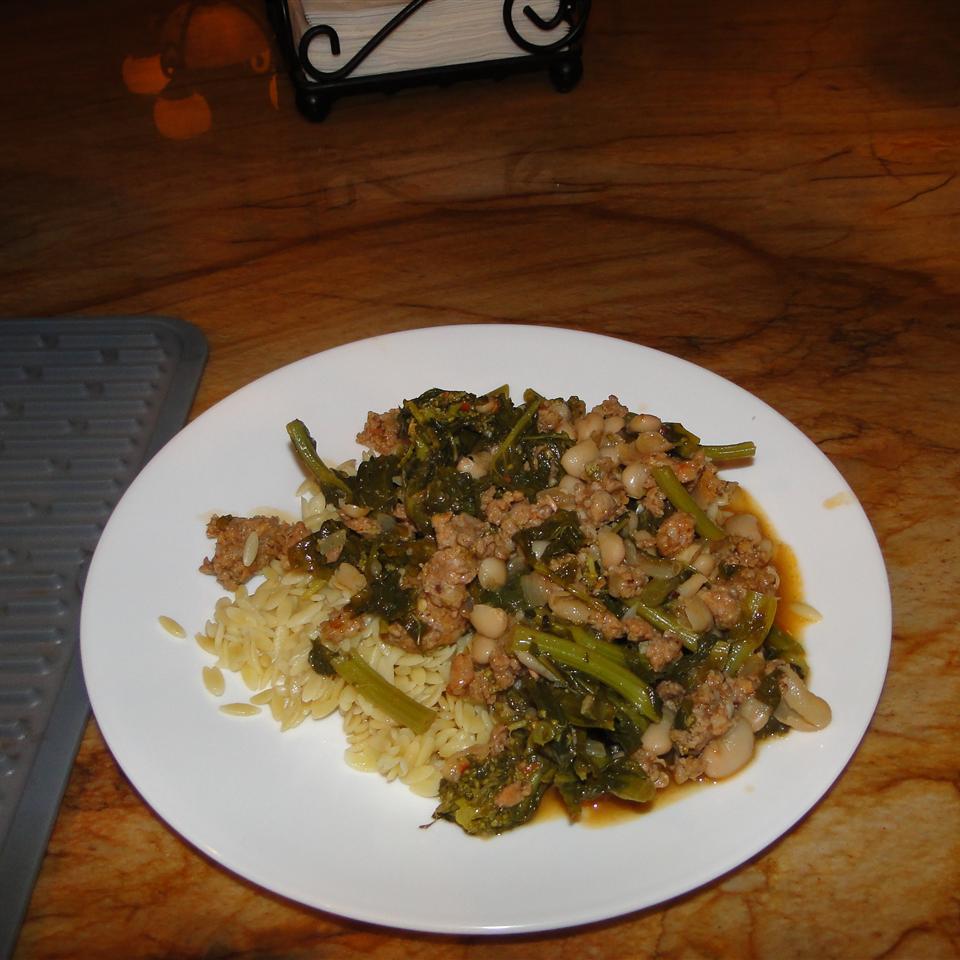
[355,408,406,455]
[417,546,478,650]
[700,585,741,629]
[431,511,511,560]
[656,511,696,558]
[200,514,309,590]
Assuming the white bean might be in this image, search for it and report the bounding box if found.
[603,415,626,435]
[634,431,672,454]
[477,557,507,590]
[739,696,772,732]
[469,604,508,639]
[676,572,707,598]
[597,528,626,569]
[334,562,367,595]
[598,440,622,464]
[471,633,498,665]
[549,595,591,625]
[641,707,676,756]
[558,474,585,495]
[456,455,488,479]
[724,513,762,542]
[575,412,604,441]
[628,414,662,434]
[621,462,650,498]
[778,667,832,729]
[702,717,755,779]
[561,439,599,479]
[521,573,552,607]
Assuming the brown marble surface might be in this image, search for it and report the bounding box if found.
[4,0,960,957]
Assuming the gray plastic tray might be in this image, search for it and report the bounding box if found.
[0,316,207,958]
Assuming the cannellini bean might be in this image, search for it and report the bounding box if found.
[676,572,707,598]
[334,562,367,595]
[558,474,585,495]
[597,528,626,568]
[598,441,622,464]
[575,412,604,441]
[683,594,714,633]
[471,633,499,665]
[778,667,832,729]
[456,455,488,479]
[702,718,755,779]
[478,557,507,590]
[641,707,676,756]
[469,604,508,639]
[628,413,662,434]
[724,513,762,542]
[549,595,591,625]
[603,415,626,435]
[621,462,650,498]
[520,573,553,607]
[561,439,599,479]
[773,701,818,732]
[739,696,772,732]
[634,431,672,454]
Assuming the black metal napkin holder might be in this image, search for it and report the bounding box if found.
[266,0,592,120]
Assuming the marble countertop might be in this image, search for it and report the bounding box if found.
[3,0,958,956]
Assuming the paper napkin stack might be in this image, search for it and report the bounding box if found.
[289,0,574,77]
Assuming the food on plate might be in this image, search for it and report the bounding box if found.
[196,387,830,835]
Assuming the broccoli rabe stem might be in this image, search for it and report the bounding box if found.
[333,651,436,735]
[510,626,660,722]
[700,440,757,462]
[492,395,542,470]
[286,419,353,498]
[725,592,778,675]
[651,465,727,540]
[627,599,702,652]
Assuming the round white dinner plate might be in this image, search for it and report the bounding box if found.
[81,325,891,934]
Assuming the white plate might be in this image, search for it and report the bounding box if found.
[81,325,891,935]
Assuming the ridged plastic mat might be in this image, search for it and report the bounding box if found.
[0,317,207,958]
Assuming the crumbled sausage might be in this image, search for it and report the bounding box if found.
[480,489,556,540]
[656,512,696,558]
[356,408,406,455]
[641,632,684,671]
[417,546,478,650]
[590,396,629,419]
[671,671,757,756]
[200,514,309,591]
[431,512,511,560]
[700,585,741,629]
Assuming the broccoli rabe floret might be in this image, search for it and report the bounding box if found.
[432,730,554,836]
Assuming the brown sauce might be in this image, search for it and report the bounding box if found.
[531,483,807,830]
[728,486,808,638]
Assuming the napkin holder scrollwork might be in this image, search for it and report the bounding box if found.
[266,0,592,120]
